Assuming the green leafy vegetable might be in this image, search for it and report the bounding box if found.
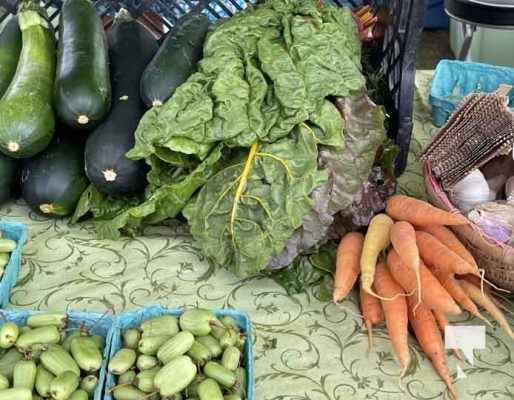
[183,125,327,278]
[127,0,363,160]
[268,91,388,269]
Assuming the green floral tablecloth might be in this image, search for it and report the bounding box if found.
[1,71,513,400]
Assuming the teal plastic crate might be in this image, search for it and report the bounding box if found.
[105,304,254,399]
[429,60,514,127]
[0,222,27,308]
[0,308,114,400]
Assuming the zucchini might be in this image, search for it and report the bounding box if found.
[54,0,111,129]
[0,152,19,205]
[0,2,55,159]
[85,10,158,196]
[140,12,210,108]
[20,139,87,217]
[0,16,22,98]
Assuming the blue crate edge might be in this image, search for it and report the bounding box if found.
[0,222,27,309]
[105,304,254,400]
[0,308,115,400]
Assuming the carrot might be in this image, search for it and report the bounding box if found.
[387,249,461,315]
[415,231,480,277]
[417,226,507,294]
[407,297,458,400]
[373,262,410,391]
[418,224,478,269]
[333,232,365,303]
[457,280,514,340]
[360,213,396,300]
[390,221,422,311]
[360,284,384,352]
[432,270,491,325]
[460,274,512,313]
[432,309,464,361]
[385,194,470,226]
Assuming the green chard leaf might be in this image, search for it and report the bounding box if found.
[183,124,327,278]
[268,92,388,269]
[127,0,363,160]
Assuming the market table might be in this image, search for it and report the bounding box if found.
[1,71,513,400]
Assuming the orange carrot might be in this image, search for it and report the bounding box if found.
[432,309,464,361]
[458,280,514,340]
[415,231,480,277]
[385,194,469,226]
[360,284,384,352]
[390,221,422,311]
[387,249,461,315]
[373,262,410,391]
[360,214,396,301]
[432,270,490,325]
[333,232,365,303]
[418,224,478,269]
[407,297,458,400]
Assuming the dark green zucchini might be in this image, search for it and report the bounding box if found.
[20,139,87,217]
[0,153,19,205]
[0,16,22,98]
[140,12,210,108]
[85,10,158,196]
[54,0,111,129]
[0,2,55,159]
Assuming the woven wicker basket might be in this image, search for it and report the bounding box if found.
[424,164,514,292]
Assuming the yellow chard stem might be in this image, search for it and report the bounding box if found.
[230,141,259,238]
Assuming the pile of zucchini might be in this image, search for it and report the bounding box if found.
[109,309,248,400]
[0,0,210,215]
[0,313,106,400]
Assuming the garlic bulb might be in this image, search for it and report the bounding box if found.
[449,169,495,213]
[468,201,514,244]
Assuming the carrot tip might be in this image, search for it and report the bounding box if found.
[398,366,408,393]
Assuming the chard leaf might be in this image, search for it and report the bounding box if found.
[183,124,327,278]
[268,92,387,269]
[127,0,363,160]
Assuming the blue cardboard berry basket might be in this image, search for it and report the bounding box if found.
[105,304,254,400]
[0,222,27,308]
[0,308,114,400]
[429,60,514,127]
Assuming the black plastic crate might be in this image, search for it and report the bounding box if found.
[0,0,426,175]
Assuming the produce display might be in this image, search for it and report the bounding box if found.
[108,309,248,400]
[334,194,514,400]
[0,0,396,283]
[0,312,108,399]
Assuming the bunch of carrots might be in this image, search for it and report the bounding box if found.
[333,194,514,400]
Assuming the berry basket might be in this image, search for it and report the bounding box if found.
[429,60,514,127]
[105,304,254,399]
[0,221,27,308]
[0,308,115,400]
[0,0,427,176]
